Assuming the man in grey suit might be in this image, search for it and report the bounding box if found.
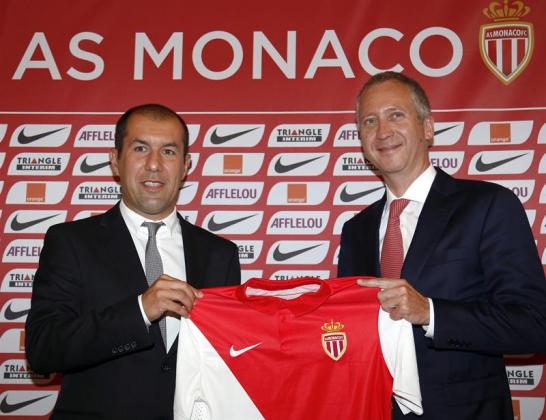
[26,104,241,419]
[338,71,546,419]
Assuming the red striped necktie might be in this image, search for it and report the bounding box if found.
[381,199,410,278]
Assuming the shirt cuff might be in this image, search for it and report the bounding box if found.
[138,294,152,328]
[422,298,435,338]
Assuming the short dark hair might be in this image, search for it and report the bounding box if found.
[114,103,189,154]
[356,71,431,121]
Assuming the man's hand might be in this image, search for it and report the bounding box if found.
[142,275,203,321]
[358,278,430,325]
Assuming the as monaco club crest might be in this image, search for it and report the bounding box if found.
[479,0,534,85]
[321,320,347,361]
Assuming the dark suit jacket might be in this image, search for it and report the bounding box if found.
[338,168,546,420]
[25,204,241,420]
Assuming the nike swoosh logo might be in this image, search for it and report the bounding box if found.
[17,127,66,144]
[475,153,527,172]
[229,342,261,357]
[434,124,459,136]
[274,156,324,174]
[4,303,30,320]
[210,127,259,145]
[80,157,111,173]
[339,186,384,202]
[208,214,257,232]
[0,394,52,414]
[10,213,59,231]
[273,244,322,262]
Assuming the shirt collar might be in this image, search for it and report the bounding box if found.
[119,200,179,237]
[385,165,437,207]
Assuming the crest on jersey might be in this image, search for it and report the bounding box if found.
[321,320,347,361]
[479,0,534,85]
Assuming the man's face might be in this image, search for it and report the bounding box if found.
[357,80,433,186]
[110,113,190,220]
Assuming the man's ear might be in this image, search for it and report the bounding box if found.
[109,148,119,177]
[423,115,434,147]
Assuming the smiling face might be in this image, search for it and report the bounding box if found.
[110,113,190,220]
[357,80,434,195]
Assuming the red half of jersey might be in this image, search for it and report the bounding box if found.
[174,276,422,420]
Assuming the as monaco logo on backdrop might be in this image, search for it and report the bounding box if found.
[203,124,264,147]
[268,153,329,176]
[1,268,35,293]
[0,359,55,385]
[433,122,464,146]
[73,153,112,176]
[468,121,532,145]
[6,181,68,205]
[268,124,330,147]
[74,125,115,147]
[479,0,534,84]
[8,153,70,176]
[202,153,264,176]
[10,124,71,147]
[506,364,543,391]
[4,210,67,234]
[468,150,533,174]
[0,390,58,416]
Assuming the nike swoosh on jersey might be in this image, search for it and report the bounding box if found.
[273,155,323,174]
[210,127,259,145]
[4,303,30,320]
[0,394,52,414]
[80,157,111,173]
[229,342,262,357]
[17,127,66,144]
[207,214,257,232]
[433,124,459,136]
[273,244,322,262]
[10,213,59,231]
[474,153,527,172]
[339,186,384,202]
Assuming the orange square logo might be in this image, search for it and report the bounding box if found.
[223,155,243,174]
[19,330,25,352]
[26,183,46,203]
[490,123,511,143]
[512,399,520,420]
[287,183,307,203]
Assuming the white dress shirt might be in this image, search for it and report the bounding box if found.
[379,165,437,337]
[119,200,187,352]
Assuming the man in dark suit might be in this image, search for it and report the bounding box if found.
[25,104,241,419]
[338,71,546,419]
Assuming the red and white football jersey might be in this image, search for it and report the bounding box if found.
[174,276,422,419]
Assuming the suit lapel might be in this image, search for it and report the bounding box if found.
[367,198,385,277]
[98,204,149,293]
[179,215,204,289]
[402,169,457,290]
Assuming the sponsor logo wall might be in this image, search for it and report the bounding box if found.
[0,0,545,417]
